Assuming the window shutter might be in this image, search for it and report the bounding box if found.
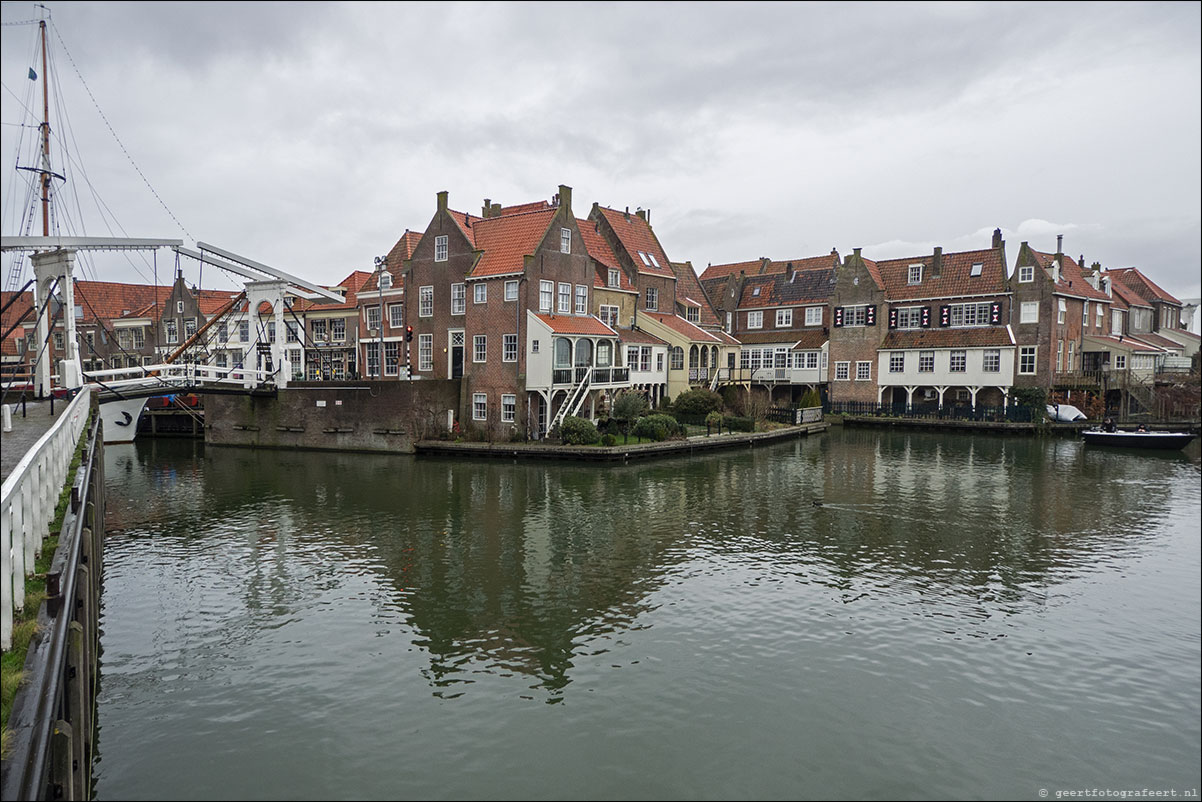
[865,305,876,326]
[833,307,843,327]
[921,307,931,328]
[888,308,898,329]
[990,301,1002,324]
[939,305,951,327]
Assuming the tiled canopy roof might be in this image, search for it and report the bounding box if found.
[533,313,616,336]
[618,326,668,346]
[1107,280,1150,310]
[880,328,1015,349]
[645,312,726,343]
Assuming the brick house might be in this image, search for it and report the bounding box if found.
[827,248,887,403]
[358,229,421,378]
[874,235,1013,411]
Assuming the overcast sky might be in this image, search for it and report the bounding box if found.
[2,1,1199,302]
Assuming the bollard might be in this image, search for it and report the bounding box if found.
[2,403,11,432]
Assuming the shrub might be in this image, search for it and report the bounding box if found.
[723,415,755,432]
[671,388,723,417]
[600,433,616,447]
[799,389,822,409]
[611,391,650,425]
[633,413,681,442]
[705,410,723,428]
[560,416,600,445]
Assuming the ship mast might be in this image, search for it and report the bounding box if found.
[39,18,51,236]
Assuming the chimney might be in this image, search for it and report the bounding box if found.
[788,262,796,283]
[558,185,572,213]
[932,246,943,278]
[635,207,646,221]
[482,198,491,217]
[437,190,448,213]
[1056,234,1063,256]
[624,206,630,221]
[992,228,1003,249]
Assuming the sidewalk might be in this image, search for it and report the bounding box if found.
[1,399,60,483]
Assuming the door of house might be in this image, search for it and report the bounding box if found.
[450,330,464,379]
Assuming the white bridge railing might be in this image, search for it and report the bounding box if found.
[1,387,92,651]
[84,362,275,393]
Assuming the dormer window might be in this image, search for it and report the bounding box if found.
[908,265,923,285]
[608,268,620,287]
[560,228,571,254]
[638,252,652,267]
[379,273,393,290]
[970,262,984,277]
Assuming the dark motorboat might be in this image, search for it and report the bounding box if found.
[1081,428,1197,450]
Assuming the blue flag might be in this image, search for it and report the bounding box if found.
[28,68,37,80]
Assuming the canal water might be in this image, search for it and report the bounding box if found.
[93,429,1201,801]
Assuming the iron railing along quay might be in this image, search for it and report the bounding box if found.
[1,404,105,802]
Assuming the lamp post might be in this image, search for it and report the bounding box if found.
[373,254,387,378]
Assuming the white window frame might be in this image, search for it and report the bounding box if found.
[435,235,448,262]
[389,304,404,328]
[501,394,516,423]
[645,287,658,311]
[1021,302,1039,324]
[686,307,700,323]
[473,393,487,421]
[473,334,487,363]
[474,283,488,304]
[365,341,381,377]
[505,280,519,301]
[384,341,400,376]
[599,305,619,328]
[575,285,587,315]
[165,319,178,345]
[855,361,871,381]
[365,306,381,332]
[918,351,935,373]
[897,307,923,329]
[560,227,572,254]
[1019,346,1037,375]
[776,309,792,328]
[452,283,466,315]
[503,333,518,362]
[558,283,571,314]
[1057,298,1066,324]
[805,307,822,326]
[950,350,966,373]
[540,280,554,312]
[608,268,621,288]
[1113,353,1127,370]
[834,361,850,381]
[747,311,763,329]
[1018,265,1034,282]
[420,286,434,318]
[844,305,868,327]
[889,353,904,373]
[983,349,1000,373]
[418,333,433,371]
[908,264,923,285]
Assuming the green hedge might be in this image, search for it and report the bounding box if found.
[723,415,755,432]
[632,413,683,441]
[560,416,600,445]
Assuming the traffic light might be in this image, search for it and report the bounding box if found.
[405,325,413,342]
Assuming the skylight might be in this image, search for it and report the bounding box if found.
[970,263,984,277]
[648,252,660,268]
[639,252,652,266]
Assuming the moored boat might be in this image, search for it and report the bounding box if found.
[1081,428,1197,450]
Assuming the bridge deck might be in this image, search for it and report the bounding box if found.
[0,399,60,484]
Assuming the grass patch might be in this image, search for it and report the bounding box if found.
[1,415,89,757]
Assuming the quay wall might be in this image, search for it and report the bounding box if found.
[203,380,460,454]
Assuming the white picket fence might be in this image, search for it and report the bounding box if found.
[1,387,93,651]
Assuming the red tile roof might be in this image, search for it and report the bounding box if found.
[468,208,558,279]
[669,261,720,327]
[367,229,423,291]
[74,281,172,323]
[737,330,825,346]
[1109,267,1182,306]
[577,218,624,272]
[496,201,553,216]
[1084,334,1161,353]
[1130,331,1184,351]
[738,267,836,309]
[297,271,372,312]
[448,209,481,249]
[789,331,829,350]
[880,328,1015,349]
[618,326,668,346]
[1107,280,1150,310]
[644,312,726,343]
[595,206,675,278]
[532,313,617,336]
[697,252,840,283]
[876,248,1008,300]
[1030,251,1111,302]
[699,259,766,282]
